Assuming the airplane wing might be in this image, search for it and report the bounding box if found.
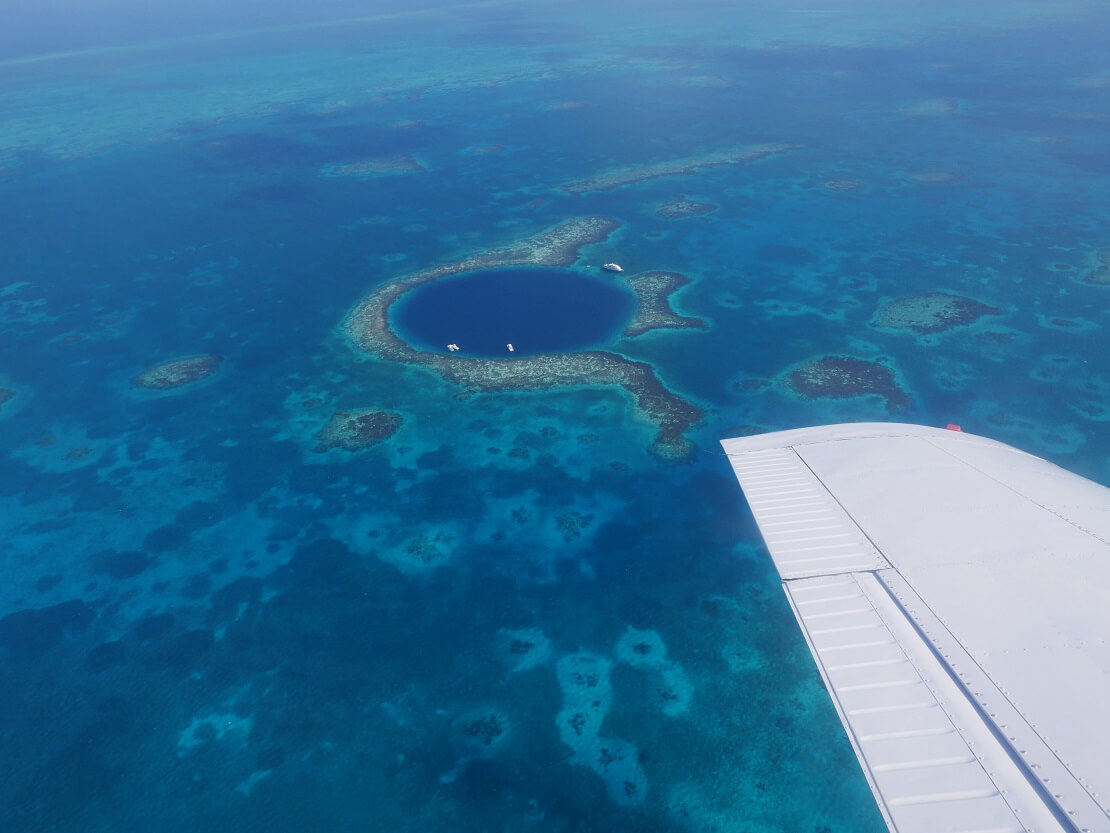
[720,423,1110,833]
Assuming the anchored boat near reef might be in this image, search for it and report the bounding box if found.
[602,263,623,272]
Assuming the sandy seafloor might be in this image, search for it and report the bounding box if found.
[2,1,1110,830]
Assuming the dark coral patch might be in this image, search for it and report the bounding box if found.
[873,292,999,334]
[132,354,222,390]
[0,600,96,658]
[143,524,190,553]
[49,696,133,799]
[453,711,509,754]
[133,612,174,641]
[785,355,910,409]
[210,576,263,618]
[256,747,286,770]
[177,500,223,530]
[100,550,152,579]
[322,153,426,177]
[556,511,594,541]
[180,573,212,599]
[464,714,504,746]
[85,640,126,673]
[656,197,716,218]
[316,409,402,452]
[148,629,214,671]
[822,179,865,191]
[36,574,63,592]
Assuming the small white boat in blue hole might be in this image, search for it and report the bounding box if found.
[602,263,623,272]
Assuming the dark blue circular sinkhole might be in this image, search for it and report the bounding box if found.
[392,267,634,357]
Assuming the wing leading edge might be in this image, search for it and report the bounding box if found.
[721,423,1110,833]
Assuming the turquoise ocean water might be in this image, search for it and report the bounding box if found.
[2,1,1109,830]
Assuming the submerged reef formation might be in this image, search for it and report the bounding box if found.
[398,529,456,572]
[177,712,253,756]
[623,271,705,338]
[873,292,1000,334]
[315,409,402,452]
[460,144,506,155]
[1079,248,1110,285]
[784,355,909,409]
[343,217,703,459]
[909,170,962,183]
[656,197,716,218]
[901,97,959,116]
[680,74,733,88]
[614,626,692,717]
[451,709,510,757]
[0,380,30,422]
[445,352,698,459]
[543,100,586,111]
[556,653,648,807]
[132,355,222,390]
[493,627,552,674]
[321,154,426,177]
[560,143,798,194]
[822,179,865,191]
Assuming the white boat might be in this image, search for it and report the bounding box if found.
[507,343,514,352]
[602,263,623,273]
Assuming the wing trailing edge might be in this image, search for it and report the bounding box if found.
[721,423,1110,833]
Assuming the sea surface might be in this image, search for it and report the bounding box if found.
[2,1,1109,831]
[393,268,634,357]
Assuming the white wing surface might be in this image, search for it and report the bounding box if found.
[721,423,1110,833]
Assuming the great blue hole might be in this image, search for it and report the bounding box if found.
[391,267,635,357]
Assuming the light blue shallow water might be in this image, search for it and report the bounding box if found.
[1,2,1109,831]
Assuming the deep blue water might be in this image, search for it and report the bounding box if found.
[1,1,1109,831]
[393,268,634,356]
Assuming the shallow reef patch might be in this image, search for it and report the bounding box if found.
[1078,248,1110,285]
[783,354,910,410]
[132,354,222,390]
[493,627,553,674]
[560,143,798,194]
[321,153,426,177]
[656,197,717,219]
[622,271,705,338]
[316,408,403,452]
[872,292,999,335]
[555,652,649,806]
[821,179,865,191]
[614,626,692,717]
